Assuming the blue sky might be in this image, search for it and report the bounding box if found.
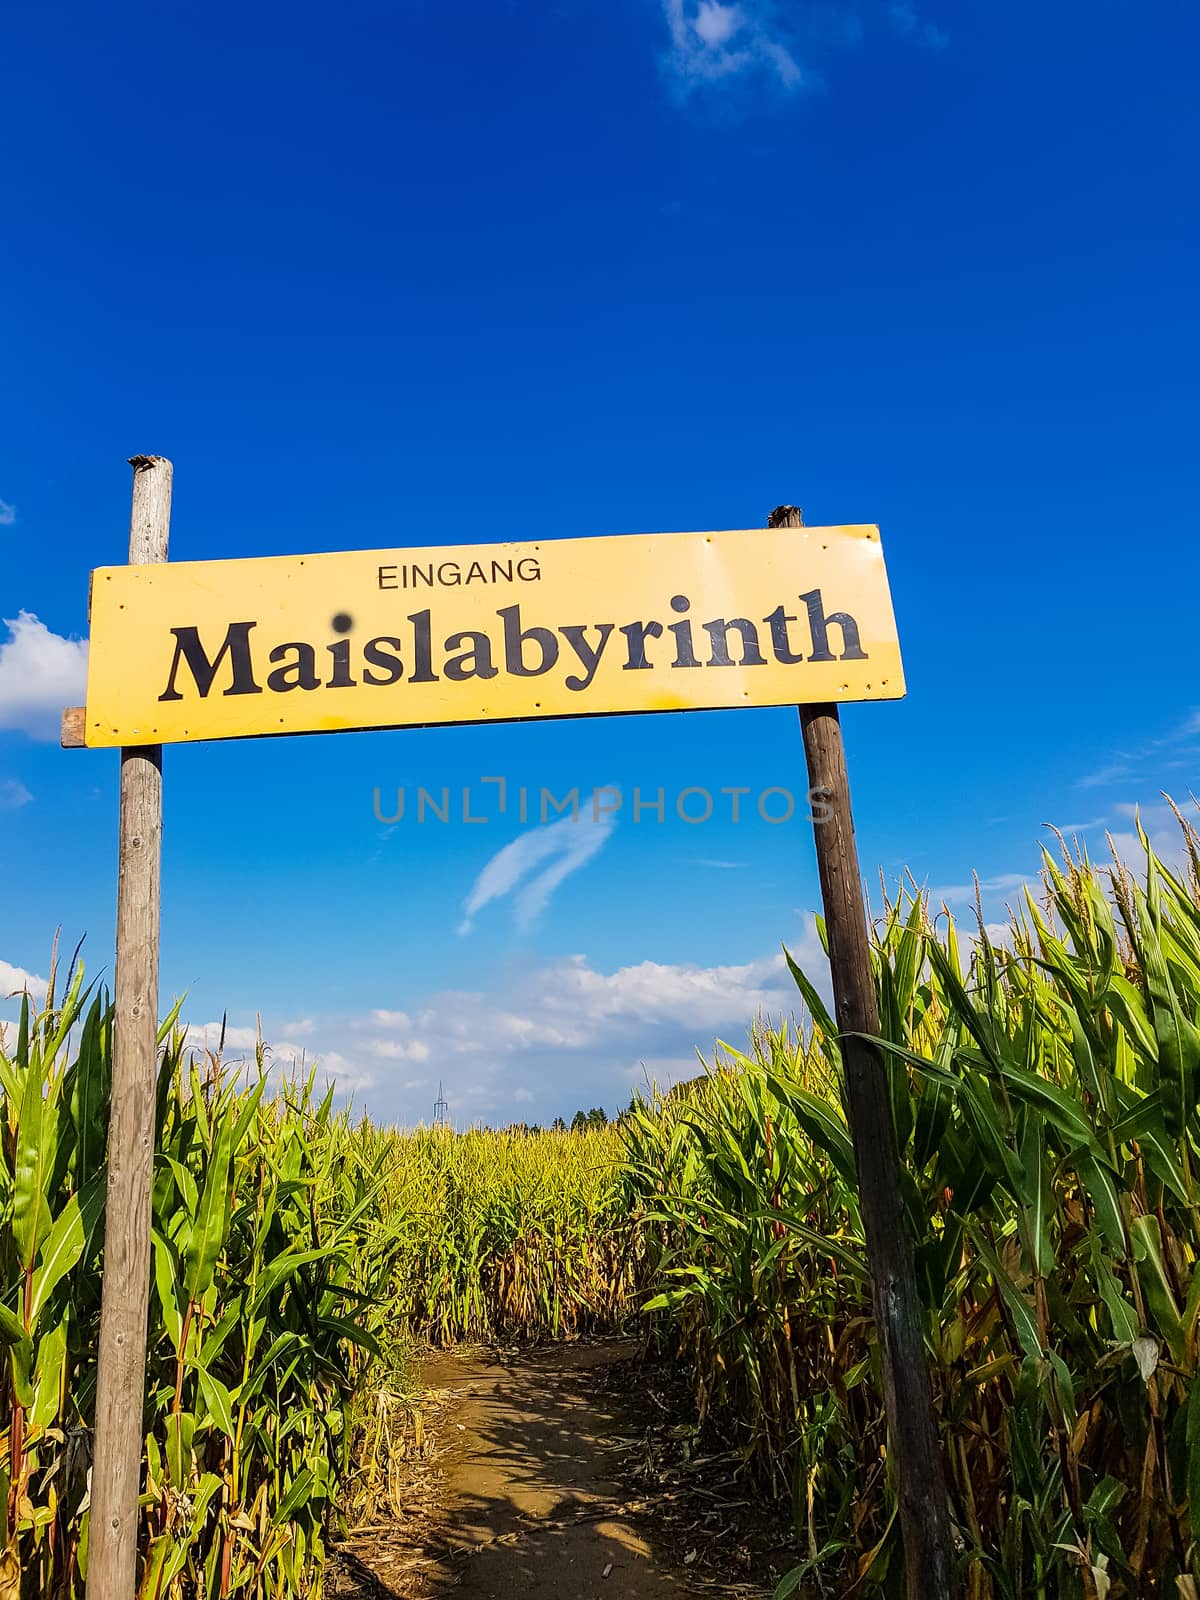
[2,0,1198,1125]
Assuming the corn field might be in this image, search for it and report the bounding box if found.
[353,1121,633,1344]
[0,978,633,1598]
[623,820,1200,1599]
[6,820,1200,1597]
[0,972,420,1598]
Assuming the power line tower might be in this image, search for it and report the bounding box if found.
[432,1080,449,1127]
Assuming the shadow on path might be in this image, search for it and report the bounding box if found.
[337,1341,711,1597]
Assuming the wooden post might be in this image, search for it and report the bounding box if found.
[768,505,956,1600]
[87,456,172,1600]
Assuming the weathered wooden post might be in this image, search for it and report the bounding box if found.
[86,455,172,1599]
[768,504,956,1600]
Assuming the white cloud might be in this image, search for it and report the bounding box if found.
[1106,801,1198,881]
[365,1036,431,1062]
[0,959,49,1004]
[180,1018,379,1097]
[0,613,89,740]
[1111,802,1183,829]
[458,811,615,935]
[1079,761,1131,790]
[162,921,832,1126]
[660,0,803,96]
[336,919,830,1123]
[694,0,743,47]
[656,0,949,100]
[0,500,16,527]
[521,944,810,1031]
[290,1048,376,1095]
[0,779,32,809]
[928,870,1034,909]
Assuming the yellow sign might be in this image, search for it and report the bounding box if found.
[75,525,904,747]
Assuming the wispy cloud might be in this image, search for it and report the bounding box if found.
[458,810,616,935]
[1078,760,1132,790]
[656,1,948,101]
[0,779,32,809]
[660,0,804,97]
[1077,711,1200,790]
[0,612,89,740]
[888,1,948,50]
[927,869,1034,909]
[0,500,16,527]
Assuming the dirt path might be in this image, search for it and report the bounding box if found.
[336,1341,710,1598]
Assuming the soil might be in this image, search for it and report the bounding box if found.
[332,1340,787,1600]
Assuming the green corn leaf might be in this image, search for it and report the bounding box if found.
[1106,973,1158,1060]
[0,1304,35,1409]
[152,1229,184,1351]
[1073,1151,1128,1257]
[182,1108,237,1306]
[992,1059,1104,1159]
[315,1315,382,1357]
[157,994,186,1045]
[782,944,839,1048]
[12,1053,53,1272]
[1019,1118,1054,1276]
[965,1221,1043,1359]
[30,1316,68,1432]
[0,1303,31,1351]
[761,1075,858,1188]
[231,1073,267,1151]
[164,1410,195,1490]
[1134,870,1200,1134]
[1046,1349,1077,1429]
[1130,1214,1185,1363]
[162,1155,199,1216]
[273,1464,317,1524]
[927,938,1004,1073]
[197,1369,235,1438]
[1091,1245,1140,1345]
[249,1247,341,1316]
[156,1475,222,1589]
[136,1534,173,1600]
[1188,1374,1200,1543]
[28,1176,105,1327]
[70,998,111,1189]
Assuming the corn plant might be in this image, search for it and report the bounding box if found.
[0,974,407,1599]
[624,819,1200,1599]
[354,1122,635,1344]
[0,979,638,1597]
